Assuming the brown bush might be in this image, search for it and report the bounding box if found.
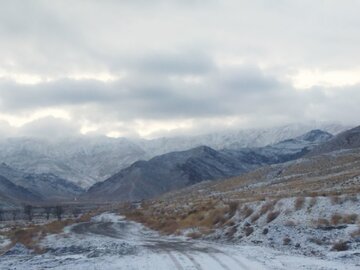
[330,213,342,226]
[343,214,358,224]
[266,211,280,223]
[308,197,317,208]
[314,218,330,228]
[309,237,324,246]
[243,226,254,236]
[241,205,254,218]
[283,237,291,245]
[225,226,237,238]
[294,197,305,211]
[227,201,239,217]
[259,200,277,215]
[187,231,202,239]
[250,213,261,223]
[330,196,342,205]
[284,220,296,227]
[331,241,349,251]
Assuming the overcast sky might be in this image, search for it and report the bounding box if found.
[0,0,359,139]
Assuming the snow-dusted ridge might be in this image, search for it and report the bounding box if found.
[0,123,349,188]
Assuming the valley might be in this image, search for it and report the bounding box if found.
[0,125,359,269]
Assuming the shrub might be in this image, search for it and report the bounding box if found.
[227,201,239,217]
[225,226,237,238]
[331,241,349,251]
[260,200,277,215]
[294,197,305,211]
[266,211,280,223]
[330,213,342,226]
[343,214,358,224]
[283,237,291,245]
[308,197,317,209]
[262,228,269,235]
[241,205,254,218]
[315,218,330,228]
[187,231,202,239]
[250,213,261,223]
[284,220,296,227]
[244,226,254,236]
[308,238,324,246]
[330,196,341,205]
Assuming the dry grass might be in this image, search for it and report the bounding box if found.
[308,197,317,210]
[186,231,202,239]
[314,218,330,228]
[4,210,98,252]
[308,237,324,246]
[330,213,358,226]
[283,237,291,245]
[124,199,232,235]
[330,196,342,205]
[330,213,343,226]
[249,200,277,223]
[243,226,254,236]
[343,214,358,224]
[266,211,280,223]
[240,205,254,218]
[284,220,296,227]
[294,197,305,211]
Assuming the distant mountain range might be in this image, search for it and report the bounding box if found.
[84,129,334,202]
[0,123,348,188]
[0,163,83,207]
[2,123,359,206]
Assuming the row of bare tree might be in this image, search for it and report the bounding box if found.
[0,205,70,222]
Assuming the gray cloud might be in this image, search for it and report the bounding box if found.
[18,116,80,138]
[0,1,359,137]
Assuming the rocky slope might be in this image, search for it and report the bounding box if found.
[85,130,333,202]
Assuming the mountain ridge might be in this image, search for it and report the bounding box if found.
[85,129,333,202]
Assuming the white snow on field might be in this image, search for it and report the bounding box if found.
[0,213,359,270]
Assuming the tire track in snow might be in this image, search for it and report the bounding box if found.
[207,253,232,270]
[181,252,203,270]
[166,251,184,270]
[212,248,250,270]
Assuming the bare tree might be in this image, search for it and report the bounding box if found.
[23,204,33,221]
[0,208,3,222]
[12,210,18,221]
[44,207,52,220]
[55,205,63,221]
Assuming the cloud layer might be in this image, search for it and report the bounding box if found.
[0,0,359,138]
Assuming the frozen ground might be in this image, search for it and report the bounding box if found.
[0,213,359,270]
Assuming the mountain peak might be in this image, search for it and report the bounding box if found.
[298,129,333,142]
[309,125,360,155]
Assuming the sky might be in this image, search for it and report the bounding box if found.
[0,0,359,139]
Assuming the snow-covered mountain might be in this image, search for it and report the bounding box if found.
[85,130,333,202]
[0,163,84,203]
[0,123,349,188]
[0,137,146,188]
[135,123,347,156]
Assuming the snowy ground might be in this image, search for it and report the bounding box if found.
[0,213,359,270]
